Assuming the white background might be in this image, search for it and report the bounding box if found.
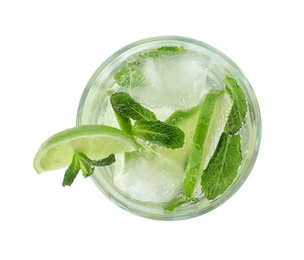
[1,0,303,259]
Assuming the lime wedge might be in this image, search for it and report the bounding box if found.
[33,125,139,174]
[182,89,233,197]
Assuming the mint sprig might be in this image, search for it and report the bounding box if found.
[62,152,115,187]
[110,92,185,149]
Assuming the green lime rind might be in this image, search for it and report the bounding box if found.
[33,125,139,174]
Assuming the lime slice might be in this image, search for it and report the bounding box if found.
[182,89,233,197]
[33,125,139,174]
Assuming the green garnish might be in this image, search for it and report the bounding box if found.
[63,152,115,186]
[33,125,139,174]
[165,75,248,210]
[62,153,80,187]
[161,103,202,164]
[35,92,185,186]
[113,111,132,134]
[114,46,185,88]
[133,120,185,149]
[163,195,198,212]
[114,61,144,88]
[201,133,242,199]
[165,103,201,126]
[110,92,184,149]
[198,77,247,200]
[181,89,232,197]
[139,46,185,59]
[110,92,157,121]
[224,76,247,134]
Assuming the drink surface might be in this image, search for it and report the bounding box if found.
[77,39,260,218]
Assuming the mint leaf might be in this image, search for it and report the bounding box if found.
[114,46,185,88]
[78,155,94,178]
[224,76,247,134]
[110,92,157,121]
[62,153,81,187]
[87,153,115,167]
[139,46,185,59]
[132,120,185,149]
[77,152,115,177]
[158,46,185,52]
[113,111,132,134]
[110,92,185,149]
[201,132,242,200]
[114,61,144,88]
[163,195,198,212]
[62,152,115,186]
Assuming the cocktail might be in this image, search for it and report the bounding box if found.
[34,36,261,220]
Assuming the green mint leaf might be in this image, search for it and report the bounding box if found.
[114,61,144,88]
[113,111,133,134]
[62,152,116,185]
[132,120,185,149]
[88,154,116,167]
[139,45,185,59]
[78,155,94,178]
[110,92,157,121]
[62,153,81,187]
[163,195,198,212]
[224,76,247,134]
[157,46,185,52]
[77,152,116,177]
[114,46,185,88]
[201,132,242,200]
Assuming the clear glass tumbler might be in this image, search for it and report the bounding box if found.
[76,36,261,220]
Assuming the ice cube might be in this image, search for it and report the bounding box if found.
[114,153,184,203]
[127,51,211,110]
